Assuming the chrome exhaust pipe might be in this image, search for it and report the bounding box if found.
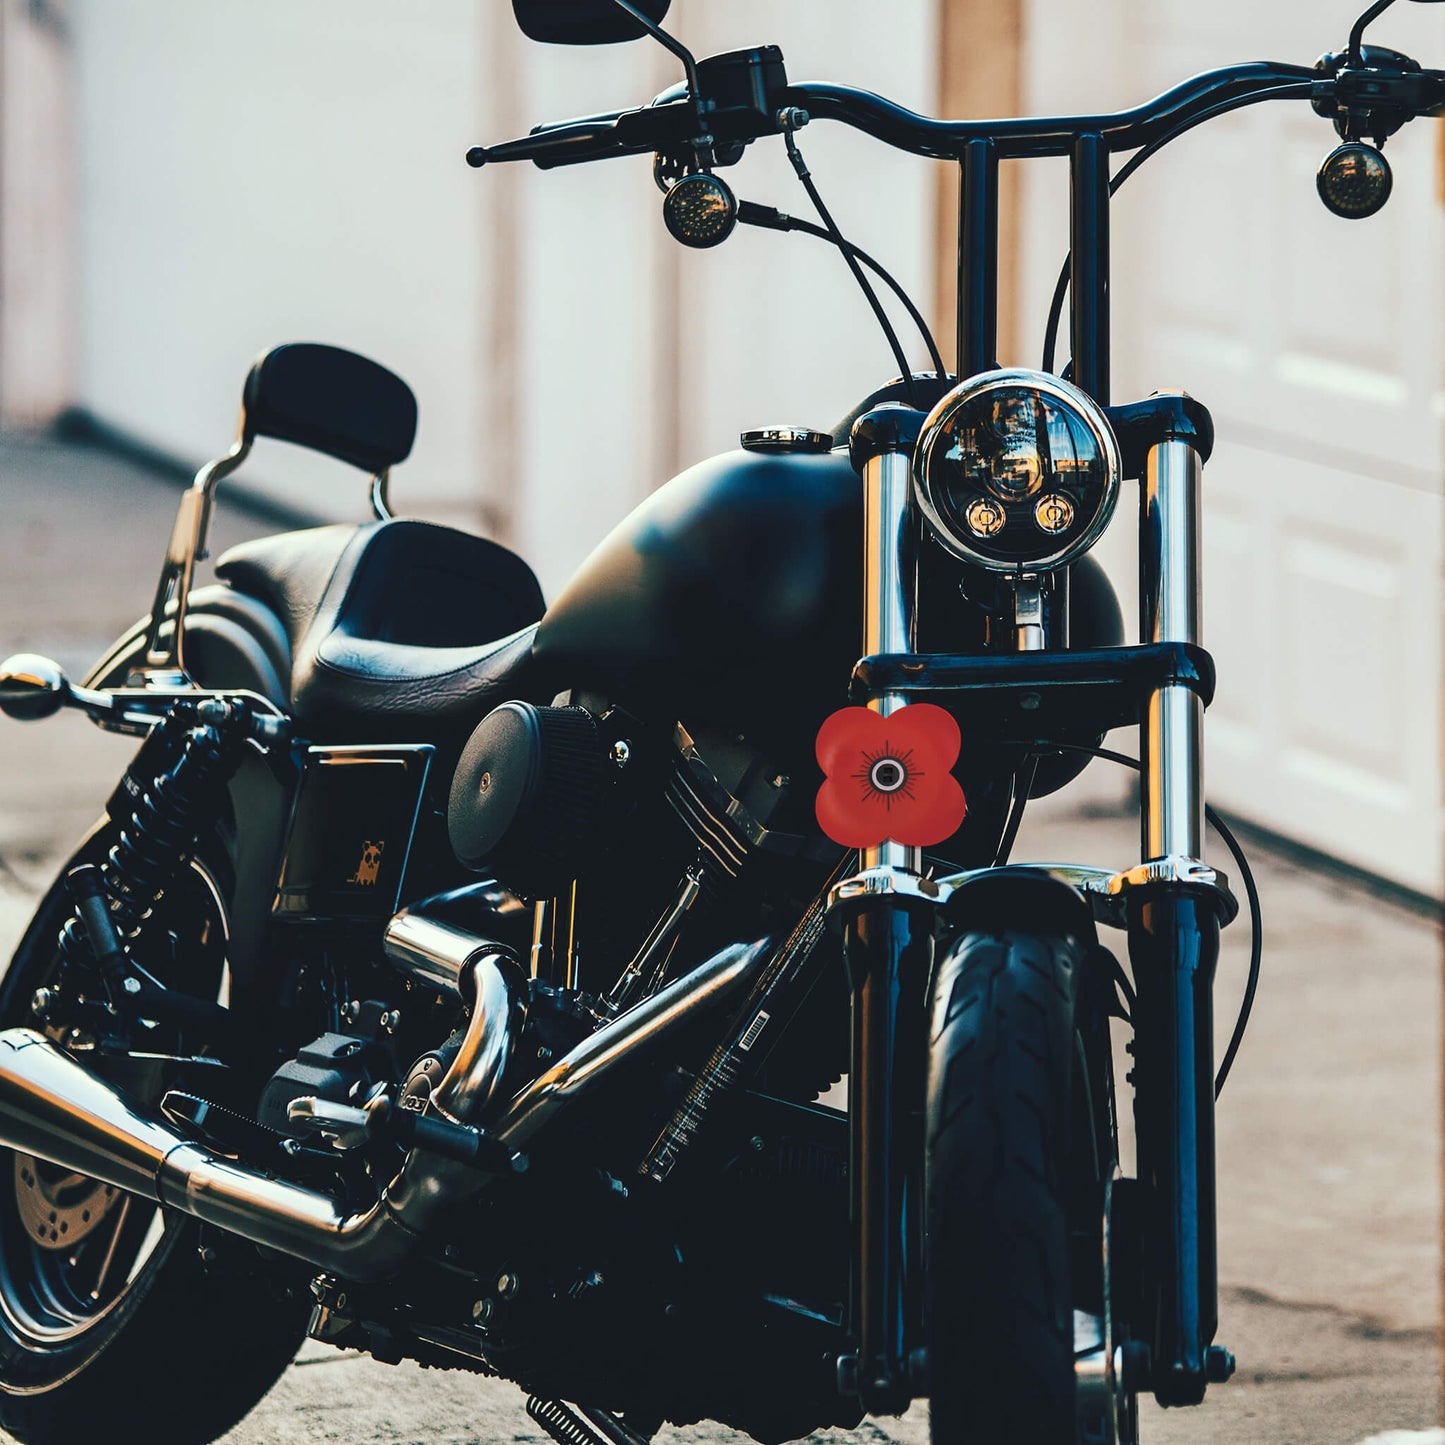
[0,937,767,1280]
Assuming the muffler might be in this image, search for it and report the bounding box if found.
[0,937,766,1280]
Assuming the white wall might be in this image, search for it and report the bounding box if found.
[73,0,492,527]
[0,0,74,425]
[496,1,940,594]
[1017,0,1445,892]
[67,2,942,599]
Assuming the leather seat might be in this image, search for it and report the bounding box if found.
[215,520,547,741]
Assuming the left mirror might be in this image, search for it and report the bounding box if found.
[0,655,68,721]
[512,0,671,45]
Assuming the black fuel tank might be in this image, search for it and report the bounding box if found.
[533,446,893,767]
[532,438,1124,777]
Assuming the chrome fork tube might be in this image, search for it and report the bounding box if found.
[860,446,920,876]
[843,410,930,1415]
[1132,436,1224,1403]
[1140,439,1204,862]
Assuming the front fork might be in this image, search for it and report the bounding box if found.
[1127,437,1230,1405]
[836,416,1230,1411]
[838,409,932,1414]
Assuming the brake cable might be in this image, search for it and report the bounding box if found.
[777,121,925,410]
[1036,742,1262,1098]
[736,202,948,380]
[1041,81,1314,375]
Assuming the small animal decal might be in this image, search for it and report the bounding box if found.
[347,839,385,887]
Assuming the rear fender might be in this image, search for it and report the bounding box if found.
[84,583,289,704]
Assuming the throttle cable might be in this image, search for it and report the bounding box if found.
[1013,742,1262,1099]
[1042,82,1314,375]
[736,202,948,381]
[780,126,925,410]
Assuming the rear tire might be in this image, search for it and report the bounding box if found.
[0,829,309,1445]
[924,926,1119,1444]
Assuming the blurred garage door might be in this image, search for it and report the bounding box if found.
[1022,0,1445,894]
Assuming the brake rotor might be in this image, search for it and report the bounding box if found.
[12,1154,121,1251]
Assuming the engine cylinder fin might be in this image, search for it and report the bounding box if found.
[664,764,750,888]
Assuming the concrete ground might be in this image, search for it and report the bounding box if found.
[0,433,1439,1444]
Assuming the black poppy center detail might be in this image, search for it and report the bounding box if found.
[853,745,923,810]
[870,758,906,793]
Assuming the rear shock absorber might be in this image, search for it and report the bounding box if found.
[56,699,261,975]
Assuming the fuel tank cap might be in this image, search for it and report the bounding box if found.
[740,426,834,454]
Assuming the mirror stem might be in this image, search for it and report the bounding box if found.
[606,0,712,163]
[1349,0,1398,65]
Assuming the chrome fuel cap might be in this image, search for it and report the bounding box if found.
[740,426,834,454]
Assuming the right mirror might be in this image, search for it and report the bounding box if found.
[511,0,671,45]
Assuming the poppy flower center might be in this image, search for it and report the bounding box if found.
[869,757,908,794]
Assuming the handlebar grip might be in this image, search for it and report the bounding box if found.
[466,116,633,171]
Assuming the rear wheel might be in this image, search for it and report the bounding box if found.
[924,925,1130,1444]
[0,829,309,1445]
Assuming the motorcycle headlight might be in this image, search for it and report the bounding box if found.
[914,369,1120,573]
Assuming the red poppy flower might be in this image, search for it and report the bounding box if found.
[814,703,967,848]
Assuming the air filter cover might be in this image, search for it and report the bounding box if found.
[448,702,610,895]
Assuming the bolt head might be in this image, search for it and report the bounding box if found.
[471,1298,493,1322]
[611,739,631,768]
[1204,1345,1236,1383]
[30,988,53,1020]
[121,977,142,996]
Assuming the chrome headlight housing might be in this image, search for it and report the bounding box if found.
[913,369,1121,573]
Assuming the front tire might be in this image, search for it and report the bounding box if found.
[924,925,1119,1444]
[0,829,309,1445]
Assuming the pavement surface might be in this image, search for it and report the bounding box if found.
[0,433,1440,1444]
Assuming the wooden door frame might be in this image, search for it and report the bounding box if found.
[933,0,1024,374]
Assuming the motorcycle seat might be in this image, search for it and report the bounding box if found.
[215,519,546,741]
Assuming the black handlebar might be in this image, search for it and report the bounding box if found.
[467,56,1445,173]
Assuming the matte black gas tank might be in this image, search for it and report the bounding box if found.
[532,446,875,760]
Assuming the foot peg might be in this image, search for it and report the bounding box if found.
[287,1092,528,1173]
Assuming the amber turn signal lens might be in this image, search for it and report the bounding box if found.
[1317,142,1393,219]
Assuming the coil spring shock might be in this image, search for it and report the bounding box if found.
[57,704,247,971]
[525,1398,609,1445]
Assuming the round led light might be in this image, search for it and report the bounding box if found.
[914,369,1120,573]
[964,497,1007,538]
[662,172,738,248]
[1034,493,1075,534]
[1316,142,1393,220]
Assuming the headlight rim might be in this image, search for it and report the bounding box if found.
[912,367,1122,574]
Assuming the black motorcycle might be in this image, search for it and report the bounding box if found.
[0,2,1440,1441]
